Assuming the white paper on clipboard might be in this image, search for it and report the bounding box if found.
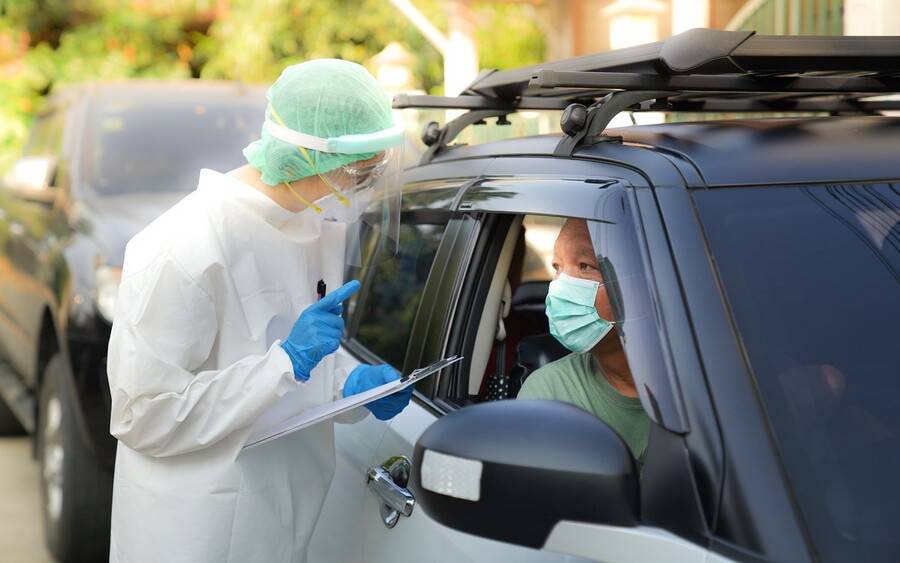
[243,356,462,450]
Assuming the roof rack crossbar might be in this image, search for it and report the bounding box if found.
[531,69,900,94]
[666,97,900,113]
[390,30,900,163]
[462,30,900,99]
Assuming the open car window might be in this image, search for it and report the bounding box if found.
[447,182,688,433]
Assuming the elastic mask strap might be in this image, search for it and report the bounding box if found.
[269,105,350,207]
[298,146,351,207]
[282,182,322,214]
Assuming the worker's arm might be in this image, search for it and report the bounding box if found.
[107,252,299,457]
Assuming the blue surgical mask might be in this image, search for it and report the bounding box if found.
[546,273,614,353]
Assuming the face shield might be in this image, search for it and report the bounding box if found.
[584,195,655,335]
[582,184,688,432]
[264,106,404,266]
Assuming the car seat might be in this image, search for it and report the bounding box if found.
[509,334,569,396]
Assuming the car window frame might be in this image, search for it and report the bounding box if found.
[341,182,479,412]
[434,172,691,430]
[427,171,736,553]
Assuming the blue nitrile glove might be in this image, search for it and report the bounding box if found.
[342,364,413,421]
[281,281,360,381]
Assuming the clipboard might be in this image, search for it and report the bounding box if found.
[243,356,462,450]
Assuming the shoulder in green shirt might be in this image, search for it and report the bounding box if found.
[517,352,651,461]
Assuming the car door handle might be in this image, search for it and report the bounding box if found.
[367,456,415,529]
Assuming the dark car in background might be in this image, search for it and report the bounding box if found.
[0,81,265,562]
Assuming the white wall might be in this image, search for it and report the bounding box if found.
[844,0,900,35]
[671,0,711,34]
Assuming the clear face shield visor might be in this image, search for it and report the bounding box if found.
[264,108,404,267]
[320,147,402,267]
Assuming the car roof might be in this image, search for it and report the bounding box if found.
[47,80,266,108]
[428,116,900,187]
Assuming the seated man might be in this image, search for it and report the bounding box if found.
[517,219,650,462]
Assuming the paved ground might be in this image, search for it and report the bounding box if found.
[0,437,55,563]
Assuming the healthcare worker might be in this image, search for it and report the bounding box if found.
[106,59,412,563]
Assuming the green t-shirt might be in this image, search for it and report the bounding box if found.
[517,352,651,461]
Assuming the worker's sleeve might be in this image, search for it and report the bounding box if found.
[107,253,299,457]
[331,347,370,425]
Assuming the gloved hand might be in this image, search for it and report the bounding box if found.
[342,364,413,421]
[280,281,360,381]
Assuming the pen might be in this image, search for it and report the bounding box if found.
[317,279,327,301]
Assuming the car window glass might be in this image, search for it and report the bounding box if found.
[346,212,448,370]
[81,94,263,196]
[695,184,900,563]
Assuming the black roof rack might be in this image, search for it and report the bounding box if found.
[395,29,900,163]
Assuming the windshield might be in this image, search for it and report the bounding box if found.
[81,90,265,196]
[695,184,900,563]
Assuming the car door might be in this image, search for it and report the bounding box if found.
[354,154,721,563]
[353,178,611,562]
[307,184,463,562]
[0,106,67,381]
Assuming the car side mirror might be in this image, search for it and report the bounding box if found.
[2,156,59,204]
[411,399,639,549]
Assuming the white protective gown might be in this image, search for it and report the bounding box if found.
[107,169,365,563]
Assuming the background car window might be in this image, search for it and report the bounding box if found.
[81,92,263,196]
[694,183,900,563]
[347,212,448,369]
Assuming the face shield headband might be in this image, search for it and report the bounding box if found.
[266,105,404,213]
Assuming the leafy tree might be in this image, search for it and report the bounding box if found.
[0,0,545,171]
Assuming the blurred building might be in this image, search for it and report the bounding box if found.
[390,0,899,100]
[536,0,900,59]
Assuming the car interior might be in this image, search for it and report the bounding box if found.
[466,215,569,404]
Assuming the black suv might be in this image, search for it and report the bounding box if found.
[303,30,899,563]
[0,81,264,561]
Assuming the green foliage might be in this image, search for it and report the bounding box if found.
[195,0,444,89]
[475,3,545,70]
[0,0,545,171]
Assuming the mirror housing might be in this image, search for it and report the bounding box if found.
[2,156,59,204]
[411,400,639,549]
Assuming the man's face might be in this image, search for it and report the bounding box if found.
[551,219,615,322]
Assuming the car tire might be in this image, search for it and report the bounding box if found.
[38,355,111,563]
[0,394,25,435]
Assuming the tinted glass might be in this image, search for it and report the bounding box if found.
[585,185,687,432]
[695,184,900,563]
[348,213,447,369]
[81,92,264,196]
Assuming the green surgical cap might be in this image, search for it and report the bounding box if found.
[243,59,394,186]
